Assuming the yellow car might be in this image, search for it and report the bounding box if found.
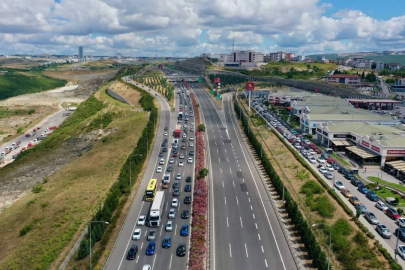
[341,189,352,198]
[349,196,360,205]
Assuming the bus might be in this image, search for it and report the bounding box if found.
[174,124,181,138]
[145,179,158,201]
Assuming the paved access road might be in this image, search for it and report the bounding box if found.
[105,79,195,270]
[191,83,297,270]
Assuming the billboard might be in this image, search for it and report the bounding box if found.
[214,77,220,83]
[246,82,255,90]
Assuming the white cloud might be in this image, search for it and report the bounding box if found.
[0,0,405,56]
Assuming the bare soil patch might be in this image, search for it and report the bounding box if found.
[44,69,117,82]
[109,80,143,109]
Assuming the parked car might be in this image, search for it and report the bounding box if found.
[386,207,401,220]
[364,212,379,224]
[349,196,361,205]
[376,200,389,211]
[395,228,405,242]
[319,167,328,174]
[376,224,391,239]
[351,178,361,186]
[356,203,368,213]
[397,245,405,259]
[325,172,334,179]
[398,217,405,228]
[341,189,353,198]
[366,191,379,202]
[334,181,345,190]
[357,184,369,194]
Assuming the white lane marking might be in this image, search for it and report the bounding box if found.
[253,214,255,219]
[258,234,261,240]
[169,254,173,269]
[245,243,249,258]
[222,181,224,188]
[225,149,226,153]
[243,178,245,183]
[224,197,227,205]
[144,231,147,236]
[238,163,240,167]
[217,149,218,153]
[227,217,229,227]
[219,158,220,162]
[215,141,217,145]
[240,217,243,228]
[250,205,253,210]
[248,197,250,202]
[265,259,268,268]
[160,224,163,235]
[136,255,140,263]
[230,168,232,174]
[141,242,144,249]
[233,181,235,187]
[174,224,177,236]
[227,157,229,162]
[165,202,168,211]
[261,246,264,253]
[255,223,258,229]
[220,168,222,173]
[152,254,157,269]
[236,196,239,205]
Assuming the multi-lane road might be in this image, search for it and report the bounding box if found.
[191,82,297,270]
[105,79,195,270]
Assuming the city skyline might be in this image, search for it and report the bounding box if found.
[1,0,405,56]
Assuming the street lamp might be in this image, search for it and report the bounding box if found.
[312,223,332,270]
[89,221,109,270]
[129,154,143,196]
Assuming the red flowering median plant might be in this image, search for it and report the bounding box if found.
[189,93,208,270]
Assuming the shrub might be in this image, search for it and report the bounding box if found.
[26,199,36,207]
[198,124,205,132]
[16,127,23,133]
[311,195,335,218]
[301,180,324,195]
[32,184,45,193]
[198,168,209,179]
[19,223,33,236]
[28,109,35,115]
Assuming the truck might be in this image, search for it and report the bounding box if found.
[149,191,165,227]
[174,124,181,138]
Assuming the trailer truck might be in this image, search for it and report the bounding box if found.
[174,124,181,138]
[149,191,165,227]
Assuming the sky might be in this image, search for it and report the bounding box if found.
[0,0,405,57]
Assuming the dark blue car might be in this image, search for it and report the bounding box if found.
[351,178,361,186]
[162,236,171,248]
[366,191,379,202]
[357,184,369,194]
[146,241,156,255]
[180,224,189,236]
[184,184,192,192]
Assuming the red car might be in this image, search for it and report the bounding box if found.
[172,152,178,157]
[386,208,401,220]
[288,138,295,143]
[314,148,321,154]
[310,144,317,149]
[327,158,335,164]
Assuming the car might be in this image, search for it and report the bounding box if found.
[186,176,192,182]
[161,143,167,147]
[319,167,328,174]
[356,203,367,213]
[180,224,189,236]
[167,166,173,172]
[364,212,379,224]
[176,243,187,257]
[334,181,345,190]
[179,161,184,167]
[184,184,192,192]
[366,191,379,201]
[162,236,172,248]
[182,138,186,142]
[173,181,180,189]
[349,196,361,205]
[341,189,353,198]
[189,142,194,147]
[386,207,401,220]
[126,244,138,260]
[176,174,182,180]
[189,136,194,141]
[397,245,405,259]
[181,209,189,219]
[158,152,164,157]
[182,133,187,138]
[159,158,165,165]
[162,147,167,152]
[376,224,391,239]
[184,195,192,204]
[142,265,152,270]
[327,158,335,164]
[147,230,156,241]
[166,221,173,231]
[308,149,316,155]
[169,158,174,164]
[162,181,169,189]
[164,127,168,131]
[181,144,186,150]
[376,200,389,211]
[164,132,168,136]
[145,241,156,255]
[395,228,405,242]
[168,208,176,218]
[294,143,302,149]
[172,152,178,157]
[173,188,180,197]
[172,198,179,207]
[325,172,334,179]
[351,178,361,186]
[156,167,162,173]
[187,157,193,164]
[132,228,142,240]
[317,157,326,163]
[325,164,334,171]
[398,217,405,228]
[189,150,194,156]
[357,184,369,194]
[137,215,146,226]
[308,157,317,164]
[179,153,185,159]
[333,163,340,170]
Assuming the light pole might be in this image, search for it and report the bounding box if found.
[129,154,143,196]
[395,223,400,262]
[312,223,332,270]
[89,221,109,270]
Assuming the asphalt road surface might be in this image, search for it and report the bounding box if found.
[191,83,297,270]
[105,79,195,270]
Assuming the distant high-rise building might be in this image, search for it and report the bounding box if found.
[78,46,83,61]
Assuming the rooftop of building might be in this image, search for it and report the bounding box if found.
[306,113,398,122]
[348,99,401,103]
[305,106,372,115]
[327,74,360,78]
[294,96,351,107]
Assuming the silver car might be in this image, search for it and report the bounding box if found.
[147,230,156,241]
[166,221,173,231]
[364,212,379,225]
[376,224,391,239]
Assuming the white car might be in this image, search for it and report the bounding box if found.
[317,157,326,163]
[169,158,174,164]
[182,133,187,138]
[398,217,405,228]
[304,140,311,144]
[164,132,168,136]
[183,124,188,128]
[325,164,334,171]
[308,149,316,155]
[179,161,184,167]
[132,228,142,240]
[159,158,165,165]
[375,200,389,211]
[179,153,185,159]
[168,208,176,218]
[176,173,182,180]
[308,157,317,164]
[334,181,345,190]
[187,158,193,164]
[156,167,162,173]
[294,144,302,149]
[171,198,179,207]
[189,142,194,147]
[137,215,146,226]
[189,136,194,141]
[166,220,173,231]
[319,167,328,174]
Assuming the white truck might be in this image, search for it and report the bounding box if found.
[149,191,165,227]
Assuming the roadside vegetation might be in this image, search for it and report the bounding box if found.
[0,68,153,269]
[0,70,67,100]
[235,98,399,270]
[134,75,175,108]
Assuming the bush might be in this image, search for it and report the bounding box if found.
[19,223,33,236]
[301,180,324,195]
[311,195,336,218]
[16,127,23,134]
[32,184,45,193]
[198,124,205,132]
[28,109,35,115]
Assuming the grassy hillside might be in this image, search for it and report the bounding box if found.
[0,71,67,100]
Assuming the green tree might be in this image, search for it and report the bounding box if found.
[198,124,205,132]
[361,71,365,80]
[77,240,89,260]
[94,224,103,242]
[199,168,209,179]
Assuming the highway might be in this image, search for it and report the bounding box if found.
[191,82,297,270]
[104,78,195,270]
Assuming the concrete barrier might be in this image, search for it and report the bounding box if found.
[106,88,133,106]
